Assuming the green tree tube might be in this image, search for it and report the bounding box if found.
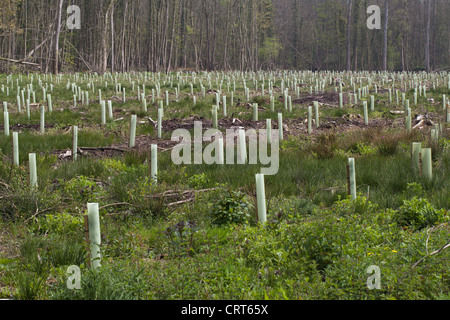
[73,126,78,161]
[223,96,227,117]
[29,153,37,189]
[255,174,267,224]
[3,101,7,112]
[270,95,275,112]
[278,113,283,141]
[159,101,164,118]
[165,91,169,106]
[17,95,21,112]
[314,101,319,128]
[26,99,30,119]
[308,106,312,134]
[339,92,343,109]
[142,98,147,112]
[211,105,219,129]
[100,100,106,125]
[122,88,126,103]
[87,203,101,269]
[404,99,409,112]
[252,103,258,121]
[108,100,113,120]
[98,89,102,102]
[47,94,53,112]
[218,138,224,165]
[412,143,421,174]
[151,144,158,183]
[266,119,272,145]
[4,111,9,136]
[370,95,375,111]
[421,148,432,180]
[158,108,163,138]
[40,106,45,134]
[238,129,247,164]
[348,158,357,200]
[406,116,411,132]
[12,132,19,166]
[363,101,368,125]
[129,115,137,148]
[284,91,288,110]
[431,128,438,143]
[215,93,220,108]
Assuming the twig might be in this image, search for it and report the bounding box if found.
[78,146,127,153]
[412,224,450,268]
[99,202,136,210]
[167,198,195,208]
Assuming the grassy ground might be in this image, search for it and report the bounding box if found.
[0,71,449,300]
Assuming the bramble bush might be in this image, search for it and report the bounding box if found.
[209,189,254,226]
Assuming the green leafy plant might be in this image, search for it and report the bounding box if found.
[34,212,84,236]
[63,176,106,203]
[187,173,209,189]
[333,195,379,216]
[163,220,200,257]
[210,189,254,226]
[394,197,447,231]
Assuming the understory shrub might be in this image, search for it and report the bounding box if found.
[210,189,254,226]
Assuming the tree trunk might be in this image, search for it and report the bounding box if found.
[425,0,431,72]
[382,0,389,71]
[346,0,353,71]
[54,0,64,74]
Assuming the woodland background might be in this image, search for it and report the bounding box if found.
[0,0,449,73]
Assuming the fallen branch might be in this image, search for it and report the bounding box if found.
[99,202,136,210]
[78,146,127,153]
[0,57,41,68]
[412,224,450,268]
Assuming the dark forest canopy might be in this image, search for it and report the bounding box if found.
[0,0,449,73]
